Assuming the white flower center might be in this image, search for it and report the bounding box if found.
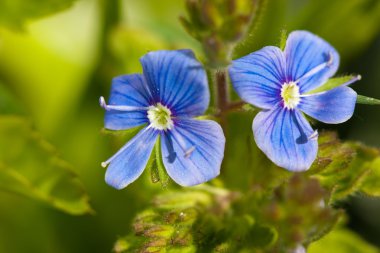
[281,82,300,109]
[147,103,174,130]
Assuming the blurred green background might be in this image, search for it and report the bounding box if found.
[0,0,379,252]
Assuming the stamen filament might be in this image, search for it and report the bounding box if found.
[172,131,196,159]
[101,127,152,168]
[341,75,361,86]
[308,130,319,141]
[294,52,334,85]
[99,96,148,112]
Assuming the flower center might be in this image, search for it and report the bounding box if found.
[281,82,300,109]
[147,103,174,130]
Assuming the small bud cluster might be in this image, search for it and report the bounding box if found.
[180,0,260,67]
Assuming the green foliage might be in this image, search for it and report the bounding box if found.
[0,0,77,29]
[112,177,339,252]
[114,129,380,252]
[0,116,92,215]
[308,228,379,253]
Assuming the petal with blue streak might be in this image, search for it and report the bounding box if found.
[229,46,286,109]
[284,30,340,93]
[104,74,151,130]
[299,86,357,124]
[105,127,158,189]
[161,119,225,186]
[140,50,209,117]
[253,107,318,171]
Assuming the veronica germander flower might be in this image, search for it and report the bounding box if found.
[229,30,359,171]
[100,50,225,189]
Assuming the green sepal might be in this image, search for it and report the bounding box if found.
[148,135,170,188]
[356,95,380,105]
[101,125,143,137]
[279,29,288,51]
[307,75,358,94]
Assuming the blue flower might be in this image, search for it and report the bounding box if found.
[229,31,359,171]
[100,49,225,189]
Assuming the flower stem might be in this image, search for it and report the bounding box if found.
[214,70,245,120]
[215,68,230,127]
[215,69,229,115]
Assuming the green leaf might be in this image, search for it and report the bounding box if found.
[0,0,77,29]
[233,0,273,58]
[308,228,379,253]
[356,95,380,105]
[307,75,359,94]
[0,116,92,215]
[309,132,380,202]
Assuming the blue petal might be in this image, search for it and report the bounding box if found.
[104,74,151,130]
[253,107,318,171]
[299,86,357,124]
[284,31,340,93]
[104,127,158,189]
[161,119,225,186]
[229,46,286,109]
[140,50,209,117]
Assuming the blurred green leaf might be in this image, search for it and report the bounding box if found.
[0,82,24,115]
[0,0,77,29]
[108,25,167,74]
[0,1,98,135]
[290,0,380,61]
[233,0,285,59]
[0,116,92,215]
[308,228,379,253]
[223,112,290,192]
[233,0,380,62]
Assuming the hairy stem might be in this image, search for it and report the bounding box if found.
[214,69,230,128]
[214,70,245,119]
[215,69,230,117]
